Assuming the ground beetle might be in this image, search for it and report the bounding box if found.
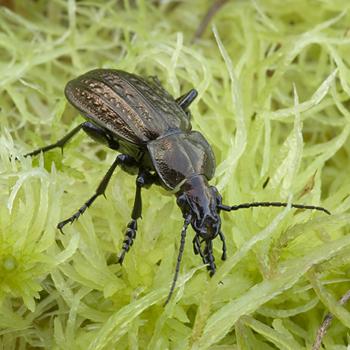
[24,69,330,304]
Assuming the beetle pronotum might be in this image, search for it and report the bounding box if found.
[24,69,330,304]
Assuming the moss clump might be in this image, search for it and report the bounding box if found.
[1,1,350,349]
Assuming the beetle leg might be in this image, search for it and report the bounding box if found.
[193,234,206,261]
[57,154,137,231]
[117,170,156,264]
[23,123,87,157]
[193,236,215,268]
[204,240,216,276]
[176,89,198,111]
[82,122,119,150]
[192,235,200,255]
[218,231,227,260]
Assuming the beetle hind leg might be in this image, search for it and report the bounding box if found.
[23,121,120,158]
[23,123,86,157]
[176,89,198,110]
[82,122,119,150]
[176,89,198,119]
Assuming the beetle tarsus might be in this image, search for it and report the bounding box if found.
[218,231,227,260]
[117,219,137,265]
[193,236,217,276]
[204,240,216,276]
[192,236,200,255]
[117,170,156,264]
[58,154,136,231]
[57,195,97,231]
[57,218,72,233]
[193,235,206,262]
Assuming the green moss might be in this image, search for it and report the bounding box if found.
[1,0,350,349]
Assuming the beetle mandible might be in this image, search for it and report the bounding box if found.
[24,69,330,304]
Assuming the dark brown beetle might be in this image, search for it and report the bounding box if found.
[24,69,330,304]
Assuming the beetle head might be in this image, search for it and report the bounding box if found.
[176,175,221,241]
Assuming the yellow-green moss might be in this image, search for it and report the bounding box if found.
[1,0,350,349]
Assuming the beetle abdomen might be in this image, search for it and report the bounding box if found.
[147,131,216,190]
[65,69,191,145]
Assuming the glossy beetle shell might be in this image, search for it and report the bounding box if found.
[148,132,215,189]
[65,69,191,144]
[65,69,216,190]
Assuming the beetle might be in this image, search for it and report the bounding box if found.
[24,69,330,304]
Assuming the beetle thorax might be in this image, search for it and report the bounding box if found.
[176,175,221,240]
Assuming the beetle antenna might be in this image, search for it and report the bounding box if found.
[218,202,330,215]
[164,214,192,306]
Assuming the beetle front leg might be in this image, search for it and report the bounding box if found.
[117,170,157,264]
[193,235,218,273]
[57,154,137,231]
[193,234,206,260]
[218,231,227,260]
[204,240,216,276]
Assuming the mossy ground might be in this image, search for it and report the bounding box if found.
[1,1,350,349]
